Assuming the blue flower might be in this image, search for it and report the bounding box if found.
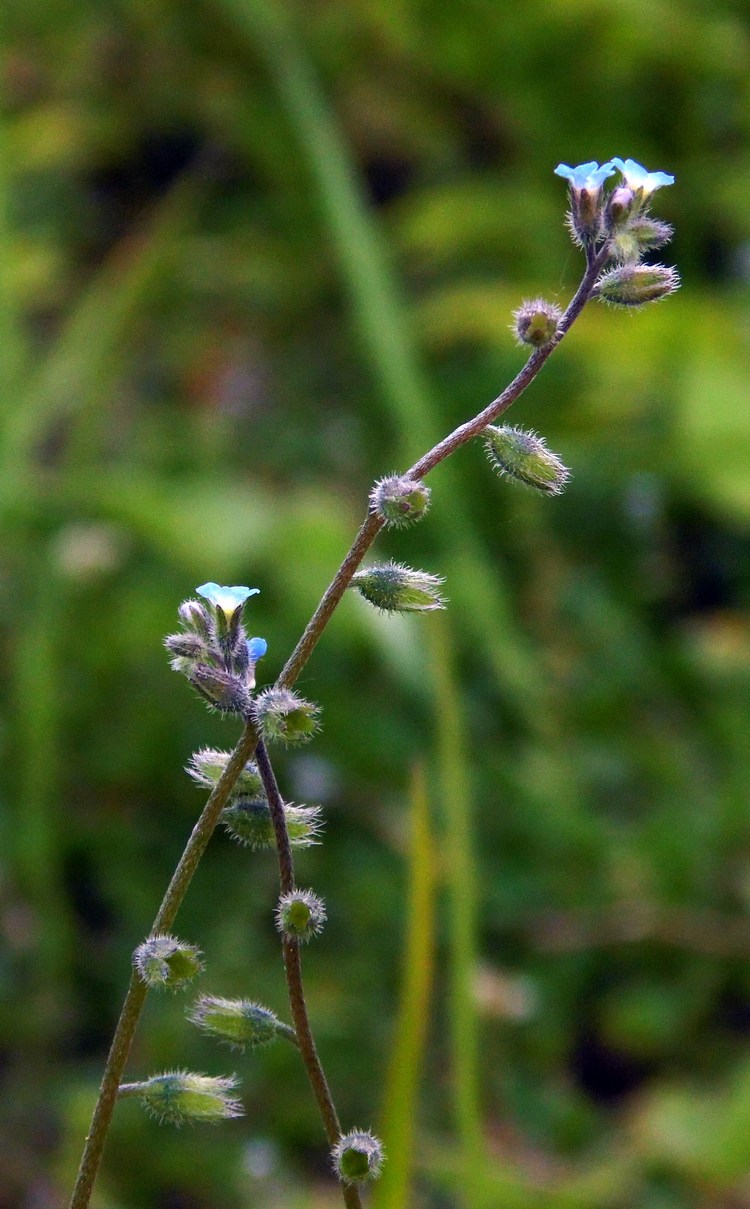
[554,161,616,190]
[611,158,674,195]
[196,582,260,618]
[247,637,268,662]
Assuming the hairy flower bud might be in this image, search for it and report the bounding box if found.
[220,798,322,849]
[164,632,209,661]
[188,996,290,1051]
[133,935,203,990]
[331,1129,385,1185]
[119,1071,243,1125]
[275,888,327,942]
[351,562,446,613]
[595,263,680,307]
[512,298,562,348]
[178,599,212,641]
[187,748,264,799]
[252,687,320,745]
[189,665,250,715]
[483,425,570,496]
[370,474,431,528]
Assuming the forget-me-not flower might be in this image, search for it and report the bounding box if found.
[196,582,260,619]
[554,161,616,191]
[611,158,674,196]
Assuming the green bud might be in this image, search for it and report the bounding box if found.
[275,888,327,942]
[133,935,203,990]
[252,687,320,745]
[350,562,446,613]
[370,474,431,528]
[187,748,264,799]
[594,263,680,307]
[220,797,322,850]
[188,995,289,1050]
[609,216,674,263]
[483,425,570,496]
[512,298,562,348]
[119,1071,243,1124]
[331,1129,385,1185]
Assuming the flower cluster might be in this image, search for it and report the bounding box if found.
[164,583,267,716]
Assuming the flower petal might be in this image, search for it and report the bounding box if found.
[611,157,674,194]
[196,583,260,615]
[554,160,615,189]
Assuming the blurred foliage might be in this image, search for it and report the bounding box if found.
[1,0,750,1207]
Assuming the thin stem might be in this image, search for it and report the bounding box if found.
[255,740,362,1209]
[70,250,605,1209]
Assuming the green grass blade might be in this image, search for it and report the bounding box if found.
[374,761,436,1209]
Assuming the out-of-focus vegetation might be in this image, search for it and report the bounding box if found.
[2,1,750,1206]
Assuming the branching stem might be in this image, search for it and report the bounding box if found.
[69,249,606,1209]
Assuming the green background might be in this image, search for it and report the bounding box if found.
[2,1,750,1206]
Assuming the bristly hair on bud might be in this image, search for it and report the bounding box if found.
[252,687,320,745]
[275,888,327,943]
[483,425,570,496]
[187,748,264,799]
[118,1071,243,1125]
[133,935,203,990]
[594,263,680,307]
[188,996,292,1051]
[512,298,562,349]
[350,562,446,613]
[188,665,251,716]
[370,474,431,528]
[331,1129,385,1185]
[220,798,322,850]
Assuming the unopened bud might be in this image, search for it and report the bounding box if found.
[119,1071,243,1124]
[187,748,264,798]
[512,299,562,349]
[484,425,570,496]
[275,888,327,942]
[331,1129,385,1185]
[370,475,431,528]
[189,665,250,715]
[595,263,680,307]
[351,562,446,613]
[133,935,203,990]
[178,600,212,641]
[188,996,290,1050]
[252,687,320,745]
[220,798,322,849]
[164,632,208,661]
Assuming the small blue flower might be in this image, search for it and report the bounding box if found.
[247,637,268,662]
[196,582,260,618]
[554,160,616,190]
[611,158,674,195]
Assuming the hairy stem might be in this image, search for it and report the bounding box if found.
[69,250,605,1209]
[255,740,362,1209]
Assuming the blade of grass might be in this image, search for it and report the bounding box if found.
[428,613,488,1209]
[0,167,207,512]
[374,761,436,1209]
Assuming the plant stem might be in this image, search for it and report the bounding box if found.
[255,740,362,1209]
[69,250,605,1209]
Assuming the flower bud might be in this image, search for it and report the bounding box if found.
[331,1129,385,1185]
[610,215,674,263]
[275,888,327,942]
[350,562,446,613]
[187,748,264,799]
[189,665,250,715]
[188,996,289,1050]
[178,599,212,641]
[133,935,203,990]
[512,299,562,349]
[595,263,680,307]
[607,185,635,225]
[484,425,570,496]
[220,798,322,849]
[164,632,209,661]
[370,474,431,528]
[119,1071,243,1124]
[252,687,320,745]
